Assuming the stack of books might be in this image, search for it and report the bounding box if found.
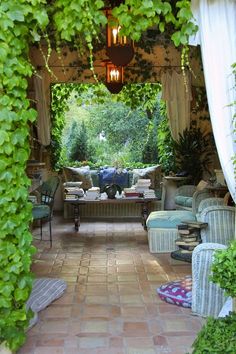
[175,224,201,254]
[135,179,151,193]
[84,187,100,200]
[171,220,208,263]
[64,187,84,200]
[143,189,156,198]
[123,188,141,198]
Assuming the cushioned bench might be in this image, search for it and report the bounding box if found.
[146,210,196,253]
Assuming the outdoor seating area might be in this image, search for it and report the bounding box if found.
[1,1,236,353]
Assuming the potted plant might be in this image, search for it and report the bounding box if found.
[190,312,236,353]
[190,240,236,353]
[173,126,214,184]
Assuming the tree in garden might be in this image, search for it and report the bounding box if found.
[67,121,90,162]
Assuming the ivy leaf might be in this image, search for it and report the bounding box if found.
[95,0,104,8]
[3,143,13,155]
[7,10,24,22]
[33,10,49,27]
[0,170,13,182]
[14,288,29,301]
[142,0,153,9]
[30,30,41,42]
[171,31,181,46]
[0,18,14,30]
[0,159,8,172]
[159,22,165,32]
[0,297,11,308]
[0,43,9,60]
[178,7,192,20]
[12,129,28,146]
[0,131,10,145]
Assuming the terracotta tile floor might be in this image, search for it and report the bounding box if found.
[18,214,204,354]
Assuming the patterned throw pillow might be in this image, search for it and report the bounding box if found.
[132,165,162,191]
[64,166,93,190]
[157,276,192,308]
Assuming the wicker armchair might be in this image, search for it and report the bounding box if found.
[191,204,235,317]
[174,185,213,214]
[197,205,235,245]
[192,243,228,318]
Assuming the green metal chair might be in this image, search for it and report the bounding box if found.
[32,176,60,247]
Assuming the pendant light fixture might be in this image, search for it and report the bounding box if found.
[105,9,134,66]
[105,62,124,94]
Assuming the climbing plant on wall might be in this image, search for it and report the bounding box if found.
[0,0,196,351]
[0,1,49,351]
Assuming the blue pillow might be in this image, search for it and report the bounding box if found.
[99,167,128,188]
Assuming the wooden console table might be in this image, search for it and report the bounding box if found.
[64,196,159,231]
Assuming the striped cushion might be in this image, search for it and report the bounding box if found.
[26,278,67,312]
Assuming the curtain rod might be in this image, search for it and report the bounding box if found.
[36,65,185,69]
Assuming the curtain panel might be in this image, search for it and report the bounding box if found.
[33,71,51,147]
[190,0,236,202]
[161,70,192,141]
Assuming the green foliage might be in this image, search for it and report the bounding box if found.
[120,83,162,113]
[211,241,236,298]
[173,126,214,184]
[67,121,90,162]
[52,83,163,168]
[191,312,236,353]
[112,0,197,45]
[113,0,197,68]
[0,0,48,350]
[51,84,74,169]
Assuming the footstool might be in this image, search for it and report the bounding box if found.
[146,210,196,253]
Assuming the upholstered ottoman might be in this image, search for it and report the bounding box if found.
[146,210,196,253]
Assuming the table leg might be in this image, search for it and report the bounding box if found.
[74,204,80,231]
[141,202,149,230]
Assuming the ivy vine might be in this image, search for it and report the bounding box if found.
[0,0,48,351]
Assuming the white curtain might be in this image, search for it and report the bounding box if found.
[33,71,51,146]
[190,0,236,202]
[161,70,192,141]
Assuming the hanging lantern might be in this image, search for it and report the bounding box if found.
[106,9,134,66]
[105,62,124,94]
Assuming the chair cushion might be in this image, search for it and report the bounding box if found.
[157,276,192,308]
[32,204,50,220]
[175,196,193,208]
[64,166,93,190]
[26,278,67,313]
[185,197,193,208]
[146,210,196,229]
